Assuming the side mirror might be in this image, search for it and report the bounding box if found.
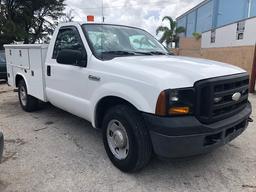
[57,49,87,67]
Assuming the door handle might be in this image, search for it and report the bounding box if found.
[47,65,51,76]
[88,75,100,81]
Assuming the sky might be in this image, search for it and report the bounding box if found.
[65,0,204,37]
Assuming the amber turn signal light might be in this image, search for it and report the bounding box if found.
[155,91,167,116]
[168,107,190,115]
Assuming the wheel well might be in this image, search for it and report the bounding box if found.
[95,96,138,129]
[15,75,24,87]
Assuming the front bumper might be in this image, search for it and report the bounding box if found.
[143,103,252,158]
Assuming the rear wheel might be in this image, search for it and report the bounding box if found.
[18,79,39,112]
[102,105,152,172]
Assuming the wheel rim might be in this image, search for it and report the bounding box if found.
[107,120,129,160]
[19,86,27,106]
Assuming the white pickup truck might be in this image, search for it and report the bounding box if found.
[4,22,252,172]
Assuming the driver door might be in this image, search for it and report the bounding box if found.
[45,26,91,120]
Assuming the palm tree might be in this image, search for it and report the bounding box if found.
[156,16,185,48]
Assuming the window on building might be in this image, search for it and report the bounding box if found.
[186,11,196,37]
[211,29,216,43]
[196,0,214,33]
[236,21,245,40]
[217,0,248,27]
[251,0,256,17]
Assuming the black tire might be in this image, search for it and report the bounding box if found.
[102,105,152,172]
[18,79,39,112]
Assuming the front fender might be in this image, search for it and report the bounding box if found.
[90,82,156,127]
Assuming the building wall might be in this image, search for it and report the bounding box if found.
[179,37,201,49]
[176,1,256,92]
[177,0,256,37]
[177,37,202,57]
[196,1,214,33]
[201,46,255,73]
[202,17,256,48]
[177,38,255,76]
[216,0,248,27]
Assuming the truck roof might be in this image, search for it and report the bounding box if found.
[4,44,48,49]
[59,22,144,31]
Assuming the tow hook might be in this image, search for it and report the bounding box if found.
[248,117,253,123]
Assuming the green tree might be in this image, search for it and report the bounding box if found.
[192,32,202,40]
[0,0,65,49]
[61,9,75,22]
[156,16,185,48]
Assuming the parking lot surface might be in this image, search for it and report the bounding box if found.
[0,82,256,192]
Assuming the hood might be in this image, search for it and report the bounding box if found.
[104,55,246,90]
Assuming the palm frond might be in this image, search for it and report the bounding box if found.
[162,16,174,25]
[170,21,176,31]
[156,26,169,35]
[162,16,176,31]
[159,31,168,43]
[175,26,186,34]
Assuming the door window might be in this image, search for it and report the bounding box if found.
[52,27,86,61]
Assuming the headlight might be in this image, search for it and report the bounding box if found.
[155,88,195,116]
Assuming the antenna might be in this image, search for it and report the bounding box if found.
[102,0,105,23]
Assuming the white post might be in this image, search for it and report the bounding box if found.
[248,0,252,18]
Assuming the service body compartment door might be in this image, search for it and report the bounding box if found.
[8,48,30,69]
[4,48,15,86]
[26,48,48,101]
[15,49,30,69]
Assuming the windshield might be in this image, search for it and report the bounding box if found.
[82,24,169,60]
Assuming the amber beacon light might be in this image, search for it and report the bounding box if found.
[87,15,94,22]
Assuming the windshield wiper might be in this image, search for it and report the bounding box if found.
[101,50,168,56]
[135,51,167,55]
[134,51,153,55]
[101,51,136,55]
[148,51,167,55]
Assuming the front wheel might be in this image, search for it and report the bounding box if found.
[102,105,152,172]
[18,79,39,112]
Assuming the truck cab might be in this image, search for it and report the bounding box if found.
[4,22,252,172]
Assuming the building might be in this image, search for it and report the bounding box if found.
[177,0,256,37]
[175,0,256,92]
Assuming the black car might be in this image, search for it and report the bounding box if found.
[0,50,7,80]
